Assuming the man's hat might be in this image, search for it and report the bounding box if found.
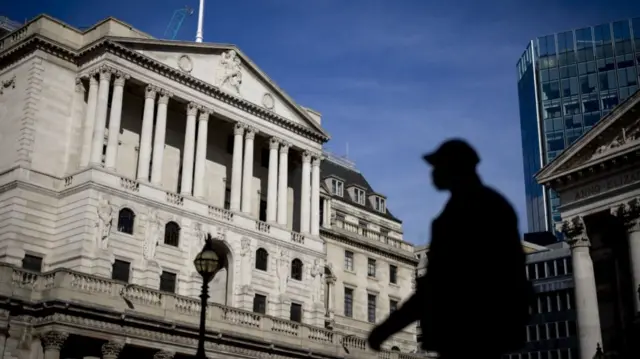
[423,139,480,168]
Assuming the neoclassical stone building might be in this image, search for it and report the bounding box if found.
[0,14,424,359]
[536,89,640,359]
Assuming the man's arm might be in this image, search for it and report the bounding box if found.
[371,275,425,338]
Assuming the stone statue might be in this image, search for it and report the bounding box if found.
[190,222,205,262]
[96,196,113,250]
[310,259,323,303]
[143,211,162,260]
[240,237,252,286]
[276,249,290,295]
[217,50,242,93]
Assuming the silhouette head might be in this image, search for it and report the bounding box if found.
[423,139,480,191]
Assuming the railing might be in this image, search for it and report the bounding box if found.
[3,265,434,359]
[333,219,413,252]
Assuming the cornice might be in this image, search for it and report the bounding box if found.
[321,228,418,266]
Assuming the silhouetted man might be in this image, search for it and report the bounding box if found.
[367,139,532,359]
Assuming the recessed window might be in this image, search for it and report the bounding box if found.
[253,294,267,314]
[389,265,398,284]
[117,208,135,234]
[226,135,234,154]
[390,299,398,313]
[290,302,302,323]
[259,199,267,222]
[112,259,130,283]
[367,258,376,278]
[160,271,177,293]
[22,254,43,272]
[344,287,354,317]
[344,250,354,271]
[373,196,386,213]
[291,258,303,281]
[354,188,365,205]
[330,179,344,197]
[260,148,269,168]
[164,221,180,246]
[255,248,269,271]
[367,294,377,323]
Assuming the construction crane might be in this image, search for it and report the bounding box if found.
[164,6,194,40]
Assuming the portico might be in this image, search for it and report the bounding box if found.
[536,90,640,359]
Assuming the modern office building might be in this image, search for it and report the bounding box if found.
[517,17,640,235]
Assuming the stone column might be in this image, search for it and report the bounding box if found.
[241,127,256,214]
[181,103,198,195]
[612,199,640,313]
[90,66,112,165]
[105,72,129,170]
[153,350,175,359]
[310,155,321,236]
[230,124,245,211]
[300,151,312,234]
[101,341,124,359]
[193,108,210,198]
[277,142,290,225]
[560,216,602,359]
[80,72,99,167]
[266,137,280,222]
[137,85,157,181]
[40,331,68,359]
[323,197,332,229]
[150,91,172,185]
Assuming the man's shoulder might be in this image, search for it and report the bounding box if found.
[480,186,515,211]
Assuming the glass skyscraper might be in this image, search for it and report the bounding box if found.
[518,18,640,235]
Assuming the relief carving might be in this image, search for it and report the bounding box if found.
[592,118,640,159]
[40,331,69,351]
[559,216,589,248]
[240,237,252,286]
[96,196,114,250]
[276,249,290,296]
[143,211,162,260]
[0,75,16,95]
[217,50,243,94]
[309,259,324,305]
[190,222,205,262]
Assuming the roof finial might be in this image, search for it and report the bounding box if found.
[195,0,205,43]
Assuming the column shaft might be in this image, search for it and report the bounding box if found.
[277,143,289,225]
[229,124,244,211]
[310,156,321,235]
[105,73,128,170]
[628,230,640,312]
[193,109,210,198]
[241,128,256,213]
[181,103,198,195]
[90,68,112,164]
[80,74,99,167]
[137,85,157,181]
[266,138,279,222]
[150,92,171,185]
[571,244,603,359]
[300,151,311,233]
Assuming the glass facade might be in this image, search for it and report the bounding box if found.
[518,18,640,235]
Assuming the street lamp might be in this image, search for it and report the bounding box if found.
[193,233,224,359]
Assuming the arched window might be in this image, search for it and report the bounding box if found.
[164,221,180,246]
[291,258,303,281]
[255,248,269,271]
[117,208,135,234]
[390,346,400,352]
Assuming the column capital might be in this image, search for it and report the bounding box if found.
[269,137,281,149]
[113,71,130,86]
[40,330,69,351]
[234,123,246,135]
[302,151,312,163]
[280,141,291,154]
[153,350,175,359]
[198,106,214,117]
[187,102,199,116]
[158,90,173,104]
[245,126,257,140]
[89,73,99,86]
[75,77,85,93]
[311,155,323,167]
[102,341,124,357]
[98,65,113,82]
[611,198,640,232]
[145,85,158,99]
[559,216,590,248]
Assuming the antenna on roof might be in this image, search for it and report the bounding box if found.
[195,0,205,43]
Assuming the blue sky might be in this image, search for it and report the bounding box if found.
[3,0,640,244]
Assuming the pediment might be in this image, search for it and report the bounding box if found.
[536,90,640,184]
[109,38,328,139]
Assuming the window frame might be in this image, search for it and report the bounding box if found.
[367,293,377,323]
[373,196,386,213]
[344,287,354,317]
[160,271,177,293]
[290,302,303,323]
[330,178,344,197]
[367,258,376,278]
[255,248,269,271]
[253,293,267,314]
[354,188,365,205]
[163,221,181,247]
[389,264,398,284]
[291,258,303,281]
[344,250,354,271]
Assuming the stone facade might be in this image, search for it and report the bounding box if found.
[0,15,427,359]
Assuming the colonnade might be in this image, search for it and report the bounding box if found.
[79,65,322,235]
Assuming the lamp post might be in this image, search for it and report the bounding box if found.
[193,233,224,359]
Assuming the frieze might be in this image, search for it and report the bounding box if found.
[561,168,640,204]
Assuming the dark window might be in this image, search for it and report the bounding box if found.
[319,199,324,226]
[253,294,267,314]
[226,135,234,154]
[389,265,397,284]
[259,199,267,222]
[367,258,376,277]
[117,208,135,234]
[164,221,180,246]
[290,303,302,323]
[344,251,354,271]
[255,248,268,271]
[261,148,269,168]
[22,254,43,272]
[112,259,130,282]
[556,258,567,275]
[160,271,177,293]
[367,294,376,323]
[390,346,400,352]
[224,187,231,210]
[389,299,398,313]
[291,258,303,280]
[344,287,353,317]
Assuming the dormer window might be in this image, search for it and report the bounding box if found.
[373,196,386,213]
[354,188,365,205]
[330,179,344,197]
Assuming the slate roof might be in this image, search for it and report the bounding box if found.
[320,157,402,223]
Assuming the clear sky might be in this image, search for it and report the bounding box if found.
[2,0,639,244]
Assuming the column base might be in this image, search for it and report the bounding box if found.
[93,249,115,278]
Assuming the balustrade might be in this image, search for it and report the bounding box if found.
[333,219,412,252]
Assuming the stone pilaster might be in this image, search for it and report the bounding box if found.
[180,103,199,195]
[141,259,162,289]
[150,90,173,185]
[612,198,640,313]
[137,85,158,181]
[104,71,130,170]
[230,123,245,211]
[40,331,68,359]
[300,151,312,233]
[80,71,99,168]
[310,155,321,236]
[93,248,115,278]
[193,107,211,198]
[277,142,290,225]
[266,137,280,222]
[560,216,602,359]
[101,341,124,359]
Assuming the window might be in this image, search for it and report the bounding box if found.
[367,294,377,323]
[291,258,303,280]
[367,258,376,277]
[259,199,267,222]
[390,346,400,352]
[226,135,234,154]
[255,248,269,271]
[22,254,43,272]
[261,148,269,168]
[389,299,398,313]
[344,251,354,271]
[290,303,302,323]
[253,294,267,314]
[112,259,130,282]
[344,287,354,317]
[164,221,180,246]
[373,197,386,213]
[330,179,344,197]
[354,188,365,205]
[389,265,398,284]
[117,208,135,234]
[160,271,177,293]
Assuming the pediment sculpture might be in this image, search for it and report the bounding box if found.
[216,50,243,94]
[592,118,640,159]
